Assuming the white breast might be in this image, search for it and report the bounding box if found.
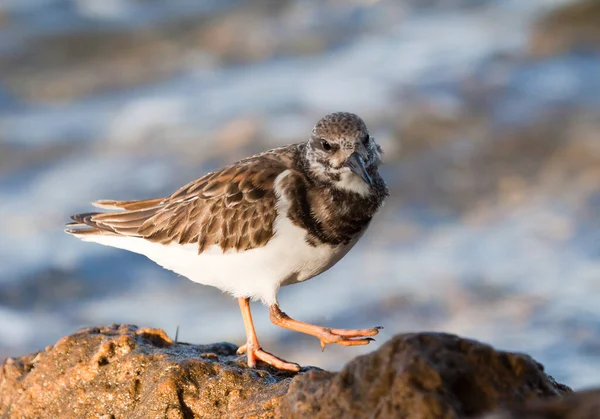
[80,171,363,305]
[334,171,371,196]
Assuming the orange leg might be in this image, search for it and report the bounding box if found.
[236,297,300,372]
[269,304,381,350]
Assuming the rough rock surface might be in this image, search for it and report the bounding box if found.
[279,332,572,418]
[0,326,576,419]
[482,389,600,419]
[0,324,296,418]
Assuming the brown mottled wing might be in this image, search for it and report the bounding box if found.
[138,157,287,252]
[68,154,290,254]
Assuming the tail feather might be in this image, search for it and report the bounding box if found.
[65,211,117,236]
[91,208,157,225]
[69,212,102,224]
[92,198,163,211]
[66,201,163,238]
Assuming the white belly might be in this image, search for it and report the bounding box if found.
[82,215,360,305]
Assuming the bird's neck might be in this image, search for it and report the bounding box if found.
[290,149,388,246]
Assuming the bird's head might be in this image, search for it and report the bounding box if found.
[305,112,383,195]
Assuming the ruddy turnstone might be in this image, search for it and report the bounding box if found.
[66,112,389,372]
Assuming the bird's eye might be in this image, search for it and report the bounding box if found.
[321,139,332,151]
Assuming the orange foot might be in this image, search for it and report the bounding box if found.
[309,326,381,350]
[237,344,300,372]
[269,304,382,350]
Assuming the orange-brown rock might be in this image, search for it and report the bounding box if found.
[0,324,296,418]
[278,333,572,419]
[0,326,577,419]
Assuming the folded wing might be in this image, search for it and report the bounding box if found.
[66,156,289,254]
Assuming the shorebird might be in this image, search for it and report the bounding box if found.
[66,112,389,371]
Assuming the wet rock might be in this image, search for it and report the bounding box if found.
[0,324,296,418]
[530,0,600,57]
[483,388,600,419]
[278,332,571,419]
[0,327,576,418]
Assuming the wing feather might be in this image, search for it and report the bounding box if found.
[66,150,296,254]
[92,198,164,210]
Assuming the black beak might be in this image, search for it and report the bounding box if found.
[345,152,372,186]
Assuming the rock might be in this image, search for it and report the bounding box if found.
[0,324,297,418]
[530,0,600,57]
[278,332,571,419]
[482,388,600,419]
[0,327,576,419]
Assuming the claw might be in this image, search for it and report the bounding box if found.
[317,333,378,350]
[334,337,375,347]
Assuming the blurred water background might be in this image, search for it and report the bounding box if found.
[1,0,599,389]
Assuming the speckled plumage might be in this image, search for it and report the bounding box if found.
[66,112,388,372]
